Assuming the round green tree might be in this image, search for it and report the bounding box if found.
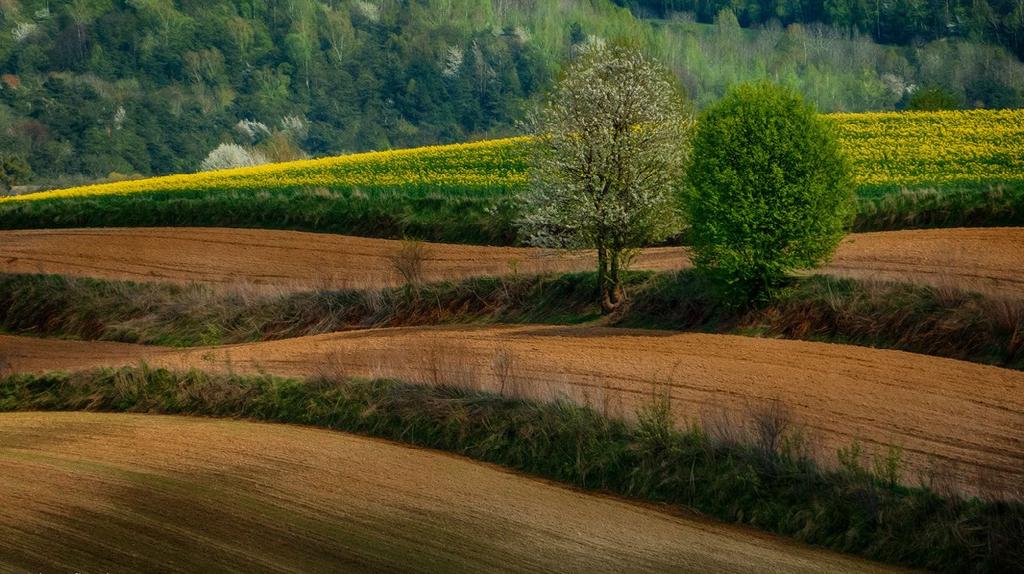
[684,82,854,304]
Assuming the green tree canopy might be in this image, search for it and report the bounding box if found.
[684,82,854,304]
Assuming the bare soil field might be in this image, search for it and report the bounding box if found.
[826,227,1024,297]
[0,412,901,573]
[4,325,1022,496]
[0,227,678,291]
[2,227,1022,297]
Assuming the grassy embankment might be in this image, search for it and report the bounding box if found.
[3,271,1020,370]
[1,110,1021,244]
[1,366,1020,572]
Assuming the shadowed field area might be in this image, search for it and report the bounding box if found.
[0,412,903,573]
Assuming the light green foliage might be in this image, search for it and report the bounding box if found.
[684,82,854,304]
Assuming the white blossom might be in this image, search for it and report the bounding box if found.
[12,22,37,43]
[442,46,464,78]
[520,44,694,310]
[113,106,127,130]
[280,116,308,139]
[353,1,380,22]
[234,119,271,142]
[200,143,268,171]
[881,73,912,97]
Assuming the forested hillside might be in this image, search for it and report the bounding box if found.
[620,0,1024,60]
[1,0,1022,186]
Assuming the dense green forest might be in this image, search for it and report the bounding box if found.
[0,0,1022,185]
[620,0,1024,59]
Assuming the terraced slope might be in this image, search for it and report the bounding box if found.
[2,227,1022,297]
[0,412,901,573]
[5,325,1022,496]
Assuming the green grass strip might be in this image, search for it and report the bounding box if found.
[2,271,1021,370]
[1,181,1021,244]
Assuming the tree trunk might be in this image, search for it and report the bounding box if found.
[597,245,614,314]
[598,245,624,314]
[609,248,625,306]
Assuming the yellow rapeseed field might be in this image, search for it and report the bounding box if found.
[831,109,1024,188]
[0,137,532,203]
[2,109,1019,204]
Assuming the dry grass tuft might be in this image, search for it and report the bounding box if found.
[314,350,352,384]
[490,346,519,396]
[701,404,750,449]
[389,240,429,288]
[749,398,792,460]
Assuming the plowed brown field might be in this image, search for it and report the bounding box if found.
[0,412,902,573]
[2,227,1021,296]
[827,227,1024,297]
[4,325,1022,496]
[0,227,678,291]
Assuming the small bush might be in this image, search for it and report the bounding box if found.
[0,154,31,192]
[906,86,963,111]
[684,82,855,304]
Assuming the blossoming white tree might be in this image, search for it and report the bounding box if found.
[520,44,694,313]
[199,143,268,172]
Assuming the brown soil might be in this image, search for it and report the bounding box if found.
[0,411,901,573]
[0,227,679,291]
[4,325,1022,497]
[826,228,1024,297]
[2,227,1021,296]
